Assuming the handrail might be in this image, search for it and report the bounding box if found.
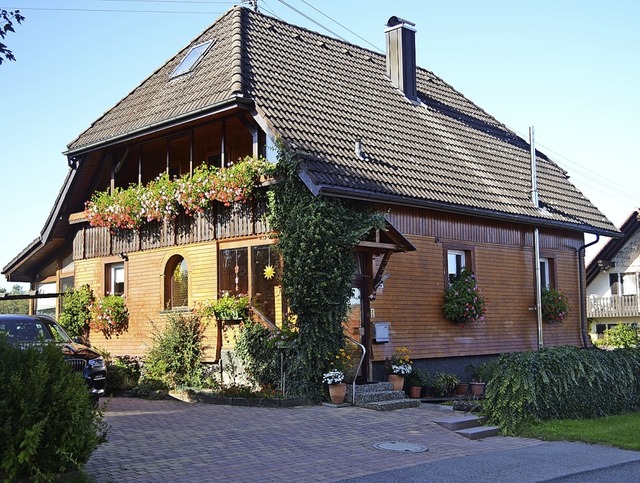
[345,335,366,406]
[250,305,279,330]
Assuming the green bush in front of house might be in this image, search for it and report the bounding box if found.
[484,346,640,434]
[0,335,109,481]
[142,312,208,388]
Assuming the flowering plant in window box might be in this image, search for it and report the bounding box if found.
[443,267,487,326]
[541,287,569,323]
[89,294,130,339]
[84,156,274,230]
[202,292,250,322]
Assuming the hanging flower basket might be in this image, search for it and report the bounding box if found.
[541,287,569,323]
[443,268,487,326]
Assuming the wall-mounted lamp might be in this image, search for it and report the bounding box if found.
[119,252,129,261]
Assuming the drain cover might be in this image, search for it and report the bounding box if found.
[372,441,428,453]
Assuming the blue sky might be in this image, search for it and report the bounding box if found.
[1,0,639,290]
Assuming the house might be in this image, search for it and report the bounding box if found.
[3,6,618,379]
[586,210,640,341]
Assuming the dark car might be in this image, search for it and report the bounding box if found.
[0,314,106,401]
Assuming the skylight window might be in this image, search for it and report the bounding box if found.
[170,40,214,78]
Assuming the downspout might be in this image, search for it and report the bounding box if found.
[578,235,600,348]
[530,127,543,349]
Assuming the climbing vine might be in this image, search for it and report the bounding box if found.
[268,147,384,400]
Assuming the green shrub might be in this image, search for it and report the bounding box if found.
[407,367,432,387]
[434,372,459,396]
[235,321,281,389]
[143,312,208,388]
[484,346,640,434]
[594,323,639,349]
[58,285,94,338]
[105,355,142,395]
[0,335,108,481]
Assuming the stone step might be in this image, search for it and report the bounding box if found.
[353,390,407,404]
[358,398,421,411]
[455,425,500,440]
[346,382,393,396]
[433,414,487,431]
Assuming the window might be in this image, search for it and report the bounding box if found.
[165,256,189,309]
[251,245,278,323]
[609,272,639,296]
[219,248,248,295]
[169,40,214,78]
[36,282,56,318]
[447,250,466,284]
[106,262,125,295]
[540,258,550,289]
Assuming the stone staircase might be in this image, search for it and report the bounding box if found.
[433,413,500,440]
[346,382,421,411]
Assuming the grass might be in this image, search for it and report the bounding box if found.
[517,411,640,451]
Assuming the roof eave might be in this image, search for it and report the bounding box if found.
[303,179,620,238]
[64,95,254,157]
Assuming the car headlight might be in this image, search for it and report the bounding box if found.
[88,357,105,368]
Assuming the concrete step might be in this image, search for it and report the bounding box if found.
[433,414,487,431]
[346,382,393,396]
[455,425,500,440]
[358,398,421,411]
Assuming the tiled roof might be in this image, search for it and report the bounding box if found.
[67,6,617,235]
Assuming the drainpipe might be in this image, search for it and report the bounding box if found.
[530,127,543,349]
[578,235,600,348]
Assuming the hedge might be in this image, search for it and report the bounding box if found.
[484,345,640,433]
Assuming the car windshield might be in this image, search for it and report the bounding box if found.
[0,317,72,344]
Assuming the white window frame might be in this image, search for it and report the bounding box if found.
[447,250,466,284]
[540,258,550,290]
[109,262,125,296]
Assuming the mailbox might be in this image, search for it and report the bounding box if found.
[373,322,390,343]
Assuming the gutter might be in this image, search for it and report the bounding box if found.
[578,235,601,348]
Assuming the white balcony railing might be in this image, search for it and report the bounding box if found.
[587,294,640,318]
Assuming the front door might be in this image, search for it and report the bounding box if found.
[346,253,370,381]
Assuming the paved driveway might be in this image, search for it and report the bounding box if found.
[86,397,542,482]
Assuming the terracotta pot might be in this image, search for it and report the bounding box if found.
[408,386,422,399]
[388,374,405,391]
[469,382,486,396]
[328,383,347,404]
[454,383,469,396]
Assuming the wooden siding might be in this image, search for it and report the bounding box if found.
[370,205,584,361]
[75,242,221,360]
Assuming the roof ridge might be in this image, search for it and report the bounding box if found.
[230,7,244,95]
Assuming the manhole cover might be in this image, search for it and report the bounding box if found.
[372,441,428,453]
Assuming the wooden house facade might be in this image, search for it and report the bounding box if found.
[3,7,618,378]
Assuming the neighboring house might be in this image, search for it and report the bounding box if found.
[586,210,640,341]
[3,7,618,378]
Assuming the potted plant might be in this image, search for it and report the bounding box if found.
[322,368,346,404]
[89,294,130,339]
[443,267,487,327]
[434,372,459,397]
[384,346,412,391]
[406,367,431,399]
[466,361,496,396]
[204,292,250,324]
[541,287,569,323]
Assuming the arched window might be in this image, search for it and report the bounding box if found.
[165,255,189,309]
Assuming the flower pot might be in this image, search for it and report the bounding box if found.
[388,374,405,391]
[408,386,422,399]
[469,382,486,396]
[454,383,469,396]
[328,383,347,404]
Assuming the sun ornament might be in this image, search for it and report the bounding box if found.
[263,265,275,280]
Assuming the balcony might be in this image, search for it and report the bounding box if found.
[587,294,640,319]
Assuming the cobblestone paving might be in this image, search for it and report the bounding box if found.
[86,397,543,482]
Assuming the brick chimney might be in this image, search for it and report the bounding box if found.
[385,16,417,101]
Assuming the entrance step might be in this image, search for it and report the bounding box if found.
[346,382,420,411]
[433,414,487,431]
[455,425,500,440]
[434,414,499,439]
[359,398,422,411]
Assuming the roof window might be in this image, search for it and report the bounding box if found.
[170,40,214,78]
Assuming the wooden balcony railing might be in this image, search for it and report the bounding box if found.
[587,294,640,318]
